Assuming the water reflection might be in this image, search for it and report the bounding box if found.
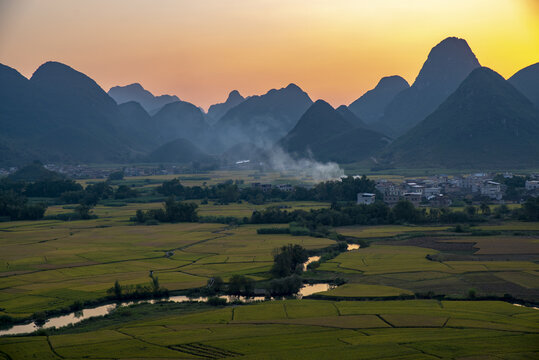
[303,256,321,271]
[513,303,539,310]
[0,283,334,336]
[0,304,117,336]
[0,243,358,336]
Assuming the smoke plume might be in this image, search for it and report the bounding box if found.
[268,147,344,182]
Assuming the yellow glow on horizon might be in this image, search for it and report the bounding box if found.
[0,0,537,109]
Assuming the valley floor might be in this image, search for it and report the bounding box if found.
[0,190,538,359]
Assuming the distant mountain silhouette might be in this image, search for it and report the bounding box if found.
[0,61,139,164]
[383,67,539,168]
[153,101,210,145]
[279,100,390,163]
[108,83,179,114]
[508,62,539,108]
[348,76,409,124]
[147,138,213,163]
[374,37,481,137]
[336,105,368,128]
[215,83,313,148]
[0,64,35,141]
[206,90,245,125]
[116,101,159,151]
[7,161,64,181]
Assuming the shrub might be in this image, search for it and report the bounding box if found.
[207,297,227,306]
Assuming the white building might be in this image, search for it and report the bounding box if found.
[480,181,502,200]
[525,180,539,191]
[276,184,293,192]
[423,187,441,198]
[357,193,376,205]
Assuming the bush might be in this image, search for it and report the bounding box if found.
[271,244,308,278]
[207,297,227,306]
[257,227,290,234]
[227,275,255,296]
[131,197,198,224]
[268,275,303,296]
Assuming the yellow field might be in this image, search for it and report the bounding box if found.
[319,284,413,298]
[0,213,335,317]
[1,299,537,359]
[335,225,452,238]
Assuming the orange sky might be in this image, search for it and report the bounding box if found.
[0,0,538,110]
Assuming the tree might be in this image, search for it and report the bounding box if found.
[207,276,224,293]
[108,171,124,181]
[520,197,539,221]
[271,244,308,278]
[113,280,122,298]
[268,275,303,296]
[227,275,254,296]
[465,205,477,217]
[76,204,93,219]
[150,275,160,294]
[391,200,418,223]
[479,203,491,215]
[164,197,198,222]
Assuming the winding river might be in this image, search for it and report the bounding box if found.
[0,246,359,337]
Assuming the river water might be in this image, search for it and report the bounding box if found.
[0,243,367,336]
[0,283,332,336]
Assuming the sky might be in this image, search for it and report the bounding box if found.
[0,0,538,110]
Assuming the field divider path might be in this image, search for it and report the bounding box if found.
[173,226,232,252]
[113,329,187,357]
[0,350,13,360]
[0,254,164,280]
[375,314,395,328]
[332,302,342,316]
[46,336,64,359]
[442,317,450,327]
[401,344,444,359]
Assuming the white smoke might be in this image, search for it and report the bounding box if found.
[268,147,344,182]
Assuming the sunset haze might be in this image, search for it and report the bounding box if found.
[0,0,538,109]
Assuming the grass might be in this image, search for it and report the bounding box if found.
[1,172,539,359]
[475,222,539,231]
[317,238,539,300]
[1,299,537,359]
[439,235,539,255]
[319,245,450,274]
[335,225,452,238]
[319,284,413,298]
[0,212,334,317]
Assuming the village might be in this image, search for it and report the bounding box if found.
[359,173,539,207]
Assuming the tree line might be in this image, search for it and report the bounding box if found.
[156,175,377,204]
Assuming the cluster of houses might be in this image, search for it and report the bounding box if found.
[358,173,539,207]
[251,183,294,192]
[32,164,182,179]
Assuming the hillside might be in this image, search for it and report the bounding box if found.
[152,101,210,144]
[508,62,539,108]
[0,62,139,165]
[279,100,390,163]
[206,90,245,125]
[348,76,409,124]
[374,37,481,137]
[383,67,539,168]
[336,105,368,128]
[116,101,160,151]
[215,83,313,147]
[108,83,179,114]
[7,161,65,181]
[147,138,213,163]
